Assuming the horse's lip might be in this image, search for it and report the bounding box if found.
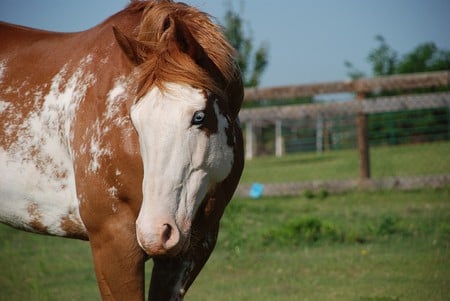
[148,240,190,258]
[143,231,191,258]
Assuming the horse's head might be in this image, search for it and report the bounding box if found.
[114,1,243,257]
[131,83,238,256]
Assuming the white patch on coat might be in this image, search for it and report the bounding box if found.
[108,186,118,198]
[109,187,119,214]
[112,202,118,214]
[0,100,10,113]
[86,77,130,173]
[87,119,112,173]
[0,56,96,236]
[0,60,6,82]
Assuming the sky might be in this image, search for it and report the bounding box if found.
[1,0,449,88]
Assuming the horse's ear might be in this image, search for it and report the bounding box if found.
[113,26,149,65]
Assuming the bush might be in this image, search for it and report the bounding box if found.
[303,189,330,200]
[262,213,414,247]
[377,215,400,235]
[263,216,343,246]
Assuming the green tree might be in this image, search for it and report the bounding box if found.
[345,36,450,146]
[343,60,365,80]
[346,35,450,78]
[221,2,269,87]
[396,42,450,74]
[367,35,398,76]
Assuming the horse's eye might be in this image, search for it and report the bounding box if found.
[192,110,206,125]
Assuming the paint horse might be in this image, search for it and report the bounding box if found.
[0,1,244,300]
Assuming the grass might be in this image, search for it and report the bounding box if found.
[241,141,450,183]
[0,142,449,300]
[1,188,449,301]
[188,188,450,301]
[0,229,97,300]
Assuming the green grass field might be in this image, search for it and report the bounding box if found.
[0,142,449,301]
[190,189,449,301]
[241,141,450,183]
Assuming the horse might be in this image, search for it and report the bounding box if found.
[0,1,244,300]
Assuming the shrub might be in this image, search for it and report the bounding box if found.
[263,216,343,246]
[377,215,401,236]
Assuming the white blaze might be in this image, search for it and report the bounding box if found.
[130,83,234,252]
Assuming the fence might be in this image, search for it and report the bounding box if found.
[237,71,450,196]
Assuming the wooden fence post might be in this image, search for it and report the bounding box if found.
[448,105,450,140]
[245,121,254,160]
[275,119,283,157]
[316,115,324,153]
[357,92,371,183]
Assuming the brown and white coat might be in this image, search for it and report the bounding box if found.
[0,1,244,300]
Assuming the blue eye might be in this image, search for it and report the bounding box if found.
[192,110,206,125]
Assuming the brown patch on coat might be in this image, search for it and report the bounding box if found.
[196,92,218,137]
[60,214,88,240]
[27,203,47,233]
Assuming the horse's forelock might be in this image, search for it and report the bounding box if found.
[132,1,242,117]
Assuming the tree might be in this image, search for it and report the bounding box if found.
[367,35,398,76]
[345,35,450,78]
[343,60,365,80]
[395,42,450,74]
[221,2,315,108]
[221,2,269,87]
[345,36,450,145]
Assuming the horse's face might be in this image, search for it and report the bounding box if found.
[131,83,234,256]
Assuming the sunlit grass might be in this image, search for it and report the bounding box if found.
[1,188,448,301]
[1,141,449,300]
[189,188,450,301]
[241,141,450,183]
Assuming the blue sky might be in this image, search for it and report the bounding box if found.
[1,0,449,87]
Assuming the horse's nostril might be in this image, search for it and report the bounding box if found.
[136,221,185,256]
[161,222,181,251]
[161,223,172,243]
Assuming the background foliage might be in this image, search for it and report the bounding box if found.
[221,2,269,88]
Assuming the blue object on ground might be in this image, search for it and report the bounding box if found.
[249,183,264,199]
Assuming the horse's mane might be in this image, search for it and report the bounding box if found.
[124,0,243,115]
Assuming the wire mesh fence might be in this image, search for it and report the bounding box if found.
[237,71,450,196]
[244,104,449,154]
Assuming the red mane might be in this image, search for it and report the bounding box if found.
[126,0,243,116]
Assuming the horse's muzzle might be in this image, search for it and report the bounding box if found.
[136,221,189,257]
